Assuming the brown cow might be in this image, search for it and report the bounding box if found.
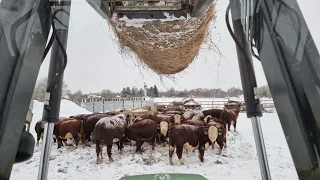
[231,108,240,131]
[204,115,228,132]
[207,121,226,152]
[180,117,207,153]
[69,113,99,119]
[138,114,174,143]
[158,114,181,143]
[81,113,113,147]
[53,118,82,149]
[35,117,68,145]
[125,119,157,153]
[202,109,223,119]
[220,108,239,131]
[131,115,166,145]
[35,120,54,145]
[94,114,131,163]
[232,108,240,118]
[168,124,218,165]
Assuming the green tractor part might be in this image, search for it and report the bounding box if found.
[119,173,208,180]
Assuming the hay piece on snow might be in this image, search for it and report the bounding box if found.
[108,4,216,75]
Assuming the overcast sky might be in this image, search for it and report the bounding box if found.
[37,0,319,93]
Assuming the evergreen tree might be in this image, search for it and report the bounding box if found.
[121,88,126,97]
[149,86,154,97]
[138,88,144,97]
[153,85,159,97]
[125,87,131,97]
[131,86,138,97]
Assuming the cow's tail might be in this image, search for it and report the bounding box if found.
[220,110,227,130]
[219,110,225,121]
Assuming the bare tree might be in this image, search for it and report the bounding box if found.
[100,89,116,98]
[32,76,70,101]
[67,89,85,101]
[32,77,48,101]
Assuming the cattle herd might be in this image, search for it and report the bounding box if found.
[35,104,240,165]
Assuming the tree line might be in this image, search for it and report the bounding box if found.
[120,85,159,98]
[32,77,272,102]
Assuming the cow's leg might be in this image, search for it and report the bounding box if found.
[100,144,103,160]
[135,138,143,154]
[57,136,63,149]
[86,134,92,147]
[156,133,161,144]
[119,138,124,155]
[228,121,231,131]
[116,141,121,152]
[53,138,57,143]
[63,139,68,146]
[82,134,87,148]
[95,140,101,164]
[36,135,40,146]
[74,135,80,149]
[169,145,175,165]
[116,141,120,150]
[233,120,237,132]
[198,147,205,163]
[107,144,113,162]
[212,141,216,149]
[152,132,157,150]
[217,141,223,155]
[176,146,184,165]
[224,136,227,148]
[162,136,167,147]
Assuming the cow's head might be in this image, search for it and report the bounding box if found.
[199,125,217,145]
[233,109,240,118]
[191,114,202,121]
[174,114,181,124]
[160,121,169,137]
[207,125,218,143]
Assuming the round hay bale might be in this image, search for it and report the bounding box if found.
[108,4,216,75]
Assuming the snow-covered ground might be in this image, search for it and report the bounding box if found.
[11,99,297,180]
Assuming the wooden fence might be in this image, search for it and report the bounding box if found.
[76,99,276,113]
[154,99,276,112]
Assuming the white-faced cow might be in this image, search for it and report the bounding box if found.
[168,124,218,165]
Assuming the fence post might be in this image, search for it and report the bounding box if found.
[133,100,135,109]
[92,102,95,112]
[102,100,105,113]
[141,99,143,109]
[122,100,124,109]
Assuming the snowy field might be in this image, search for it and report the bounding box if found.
[11,99,297,180]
